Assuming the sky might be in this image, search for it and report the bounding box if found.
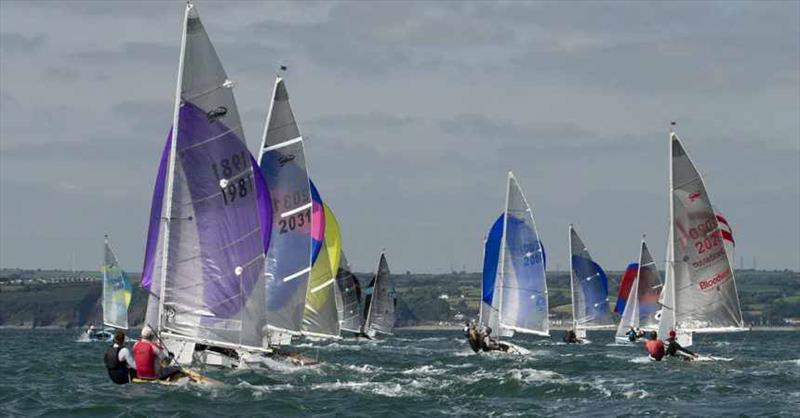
[1,0,798,274]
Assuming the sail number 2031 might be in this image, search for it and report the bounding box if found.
[279,210,311,234]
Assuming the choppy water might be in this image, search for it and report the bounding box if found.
[1,329,798,417]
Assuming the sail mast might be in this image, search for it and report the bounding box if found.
[568,224,577,331]
[157,2,191,328]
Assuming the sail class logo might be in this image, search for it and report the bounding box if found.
[278,154,296,167]
[206,106,228,122]
[699,269,731,291]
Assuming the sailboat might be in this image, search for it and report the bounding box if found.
[257,74,313,347]
[476,171,549,353]
[568,225,615,341]
[657,130,745,347]
[335,252,364,336]
[614,238,662,343]
[140,1,272,368]
[89,235,132,342]
[362,252,396,338]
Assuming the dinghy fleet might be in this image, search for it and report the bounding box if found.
[95,2,746,383]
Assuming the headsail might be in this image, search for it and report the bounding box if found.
[660,132,744,335]
[614,262,638,315]
[363,252,396,337]
[335,252,363,333]
[102,235,132,330]
[258,76,312,338]
[142,2,269,350]
[302,186,340,338]
[568,225,615,331]
[498,172,549,337]
[478,215,511,337]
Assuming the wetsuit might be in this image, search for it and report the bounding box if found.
[666,338,696,358]
[645,339,665,361]
[626,329,637,342]
[104,344,136,384]
[563,331,579,344]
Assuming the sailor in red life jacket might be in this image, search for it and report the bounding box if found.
[133,326,182,380]
[644,331,665,361]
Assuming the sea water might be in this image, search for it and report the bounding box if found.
[0,329,797,416]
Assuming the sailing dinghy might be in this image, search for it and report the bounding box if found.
[335,252,364,336]
[614,238,662,343]
[475,172,549,354]
[657,130,745,348]
[140,1,272,370]
[88,235,132,342]
[568,225,615,342]
[362,252,396,339]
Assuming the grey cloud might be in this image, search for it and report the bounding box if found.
[0,32,46,55]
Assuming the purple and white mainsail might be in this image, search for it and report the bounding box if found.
[141,2,270,351]
[658,131,744,346]
[569,225,615,336]
[258,76,312,343]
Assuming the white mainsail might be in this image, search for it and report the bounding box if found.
[258,75,313,345]
[141,2,269,360]
[658,131,745,346]
[615,239,662,341]
[498,172,549,337]
[363,252,396,337]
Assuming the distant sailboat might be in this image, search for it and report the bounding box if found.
[335,253,364,335]
[362,252,396,338]
[568,225,615,340]
[477,172,549,352]
[102,235,132,331]
[257,75,313,347]
[140,2,272,367]
[614,238,662,343]
[657,130,745,347]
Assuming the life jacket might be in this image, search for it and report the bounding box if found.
[104,345,126,371]
[645,339,665,361]
[133,340,158,379]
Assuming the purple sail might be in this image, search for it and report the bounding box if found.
[141,130,171,291]
[174,102,267,319]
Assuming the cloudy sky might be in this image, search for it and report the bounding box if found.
[1,0,798,274]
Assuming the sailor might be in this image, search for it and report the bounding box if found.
[635,327,645,340]
[87,322,96,337]
[104,330,136,385]
[644,331,665,361]
[133,326,182,381]
[665,329,697,359]
[625,326,638,342]
[563,329,580,344]
[481,327,501,352]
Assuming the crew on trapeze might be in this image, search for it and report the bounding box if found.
[625,326,648,342]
